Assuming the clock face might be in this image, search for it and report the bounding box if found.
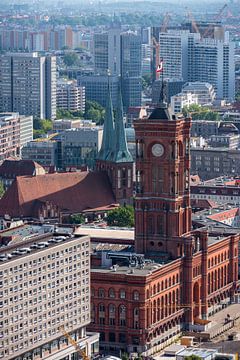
[152,143,164,157]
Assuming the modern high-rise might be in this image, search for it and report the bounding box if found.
[121,31,142,109]
[94,28,121,76]
[0,52,57,119]
[159,30,200,82]
[93,29,142,110]
[159,30,235,101]
[189,39,235,101]
[0,224,99,360]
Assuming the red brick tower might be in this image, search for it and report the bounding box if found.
[134,104,192,259]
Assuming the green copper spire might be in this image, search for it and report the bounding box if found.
[97,77,115,161]
[111,83,133,163]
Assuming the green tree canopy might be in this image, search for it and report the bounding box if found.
[182,104,220,121]
[33,118,53,139]
[63,52,79,67]
[69,214,85,224]
[106,206,134,228]
[85,100,105,124]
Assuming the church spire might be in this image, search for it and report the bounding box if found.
[112,82,133,163]
[97,76,115,161]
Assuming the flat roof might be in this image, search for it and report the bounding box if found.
[75,226,134,240]
[177,347,217,358]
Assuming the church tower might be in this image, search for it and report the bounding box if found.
[134,103,192,259]
[96,80,133,205]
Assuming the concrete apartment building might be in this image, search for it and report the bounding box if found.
[0,52,56,120]
[171,92,198,114]
[181,82,216,105]
[0,224,99,360]
[0,112,32,162]
[57,80,85,113]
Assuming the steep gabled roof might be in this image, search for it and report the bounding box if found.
[0,171,116,217]
[0,159,45,177]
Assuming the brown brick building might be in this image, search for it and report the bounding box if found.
[89,103,239,355]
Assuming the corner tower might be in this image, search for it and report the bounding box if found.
[133,103,192,259]
[96,81,134,205]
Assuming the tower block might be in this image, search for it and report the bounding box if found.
[134,105,192,259]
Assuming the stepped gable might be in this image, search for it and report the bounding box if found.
[0,171,116,217]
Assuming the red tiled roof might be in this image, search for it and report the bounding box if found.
[191,199,217,210]
[0,171,116,217]
[0,159,45,177]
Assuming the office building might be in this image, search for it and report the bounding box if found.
[0,52,56,120]
[189,39,235,101]
[61,126,103,170]
[57,80,85,113]
[121,31,142,109]
[152,78,185,105]
[94,28,121,76]
[159,30,200,81]
[0,224,99,360]
[191,147,240,180]
[21,140,59,168]
[19,114,33,148]
[78,75,119,108]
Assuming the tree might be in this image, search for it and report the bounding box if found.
[85,100,105,124]
[106,206,134,228]
[33,118,53,139]
[63,52,79,67]
[69,214,85,224]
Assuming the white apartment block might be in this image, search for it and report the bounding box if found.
[171,92,198,113]
[182,82,216,105]
[0,52,56,120]
[0,225,99,360]
[57,80,85,113]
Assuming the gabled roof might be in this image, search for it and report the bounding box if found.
[0,171,116,217]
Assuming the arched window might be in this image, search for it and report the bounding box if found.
[109,304,116,325]
[133,291,139,301]
[153,285,156,295]
[119,305,126,326]
[109,288,115,298]
[98,288,105,298]
[91,304,95,323]
[91,288,95,297]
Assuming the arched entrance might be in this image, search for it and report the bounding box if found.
[193,282,200,318]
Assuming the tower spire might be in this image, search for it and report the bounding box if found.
[112,82,133,163]
[97,75,115,161]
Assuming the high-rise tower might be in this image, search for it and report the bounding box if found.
[96,81,133,205]
[134,103,192,259]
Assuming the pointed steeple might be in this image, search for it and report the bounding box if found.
[97,77,115,161]
[111,82,133,163]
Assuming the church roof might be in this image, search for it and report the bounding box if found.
[0,171,116,217]
[97,77,133,164]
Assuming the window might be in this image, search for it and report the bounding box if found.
[109,288,115,298]
[98,288,105,298]
[133,291,139,301]
[120,289,126,299]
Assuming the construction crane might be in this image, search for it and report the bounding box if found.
[60,326,90,360]
[202,3,228,38]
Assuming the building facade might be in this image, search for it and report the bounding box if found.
[0,52,56,120]
[0,113,20,162]
[0,226,99,360]
[57,80,85,113]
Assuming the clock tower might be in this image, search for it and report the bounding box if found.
[133,104,192,259]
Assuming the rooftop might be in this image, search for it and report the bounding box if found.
[0,224,86,264]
